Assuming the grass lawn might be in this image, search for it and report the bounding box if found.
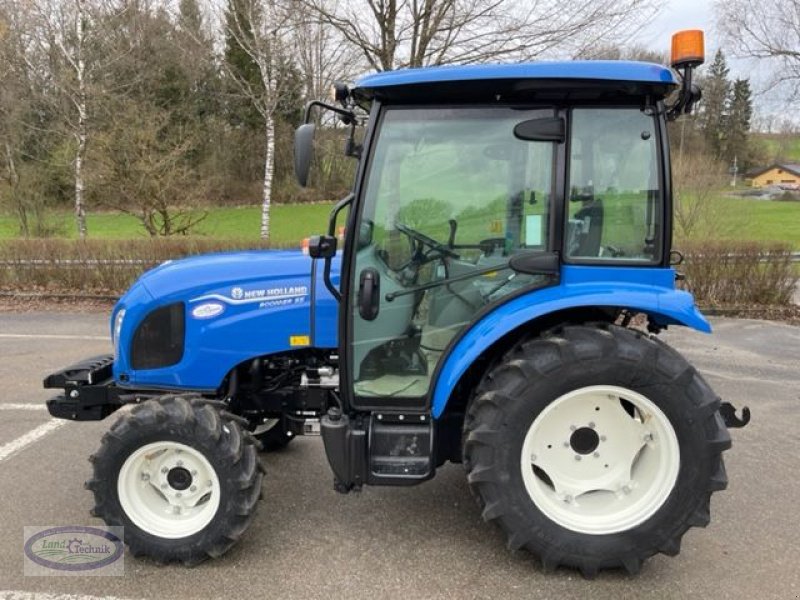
[0,195,798,248]
[756,134,800,163]
[0,203,336,245]
[704,196,800,247]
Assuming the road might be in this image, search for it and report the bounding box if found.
[0,310,798,599]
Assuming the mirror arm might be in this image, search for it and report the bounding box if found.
[323,256,341,302]
[317,192,354,304]
[328,193,353,236]
[304,100,356,125]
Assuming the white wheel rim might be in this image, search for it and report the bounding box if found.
[117,441,221,539]
[520,385,680,535]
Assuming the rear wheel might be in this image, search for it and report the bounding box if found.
[463,323,731,577]
[87,395,264,565]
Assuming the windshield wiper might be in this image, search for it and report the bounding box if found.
[385,263,511,302]
[384,251,560,302]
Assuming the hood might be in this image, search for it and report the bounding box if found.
[137,249,314,300]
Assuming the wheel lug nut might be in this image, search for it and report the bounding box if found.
[622,485,632,494]
[161,467,168,474]
[563,442,570,448]
[191,470,197,476]
[574,455,582,461]
[173,506,181,514]
[175,492,182,498]
[141,473,150,481]
[570,425,577,431]
[600,435,607,442]
[588,422,596,429]
[190,485,197,492]
[643,432,654,442]
[564,495,573,504]
[207,480,213,487]
[530,454,537,462]
[593,452,600,458]
[161,483,168,489]
[176,460,183,467]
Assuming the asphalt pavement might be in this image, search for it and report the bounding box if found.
[0,309,798,599]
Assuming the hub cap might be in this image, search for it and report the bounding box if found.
[118,441,221,539]
[520,385,680,535]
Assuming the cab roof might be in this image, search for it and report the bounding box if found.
[352,61,677,105]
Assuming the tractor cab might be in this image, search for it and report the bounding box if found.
[298,60,683,419]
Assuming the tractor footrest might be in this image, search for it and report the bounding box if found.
[369,415,434,482]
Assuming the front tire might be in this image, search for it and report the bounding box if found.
[87,395,264,565]
[463,324,731,577]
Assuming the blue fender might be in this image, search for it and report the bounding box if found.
[430,265,711,418]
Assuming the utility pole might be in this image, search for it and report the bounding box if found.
[730,155,738,188]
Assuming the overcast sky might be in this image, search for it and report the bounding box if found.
[630,0,789,122]
[635,0,718,55]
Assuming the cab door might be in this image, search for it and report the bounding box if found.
[342,106,559,412]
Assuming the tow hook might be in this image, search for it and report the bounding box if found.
[719,402,751,428]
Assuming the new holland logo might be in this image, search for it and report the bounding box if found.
[191,285,309,308]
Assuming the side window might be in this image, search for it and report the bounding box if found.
[565,108,661,262]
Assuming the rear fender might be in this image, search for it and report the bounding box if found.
[430,265,710,418]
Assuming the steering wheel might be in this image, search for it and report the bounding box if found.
[395,223,460,259]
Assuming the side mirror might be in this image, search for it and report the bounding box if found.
[308,235,337,259]
[294,123,316,187]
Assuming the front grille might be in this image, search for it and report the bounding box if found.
[130,303,185,370]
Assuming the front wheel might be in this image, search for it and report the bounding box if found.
[87,395,264,565]
[463,324,731,577]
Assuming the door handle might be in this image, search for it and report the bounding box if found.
[358,268,380,321]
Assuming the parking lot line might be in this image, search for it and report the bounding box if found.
[0,334,108,341]
[0,421,66,464]
[0,592,133,600]
[0,404,47,411]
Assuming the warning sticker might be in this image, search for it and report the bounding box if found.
[289,335,310,347]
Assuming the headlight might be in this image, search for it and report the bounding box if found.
[113,309,126,356]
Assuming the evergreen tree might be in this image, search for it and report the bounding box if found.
[697,49,730,159]
[223,0,264,130]
[724,78,753,168]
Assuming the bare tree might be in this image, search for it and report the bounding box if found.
[304,0,660,71]
[292,1,361,103]
[672,152,751,242]
[212,0,295,240]
[93,99,208,236]
[716,0,800,97]
[15,0,98,237]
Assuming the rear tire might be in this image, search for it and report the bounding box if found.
[463,323,731,577]
[87,395,264,565]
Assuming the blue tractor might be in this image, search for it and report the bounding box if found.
[44,30,749,576]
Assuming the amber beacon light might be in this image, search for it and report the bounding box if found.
[671,29,705,69]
